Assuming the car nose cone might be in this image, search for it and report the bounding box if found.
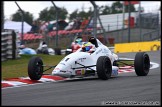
[52,68,71,78]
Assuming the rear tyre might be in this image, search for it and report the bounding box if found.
[54,48,61,55]
[36,49,41,54]
[65,51,72,55]
[28,56,43,80]
[97,56,112,80]
[66,47,72,55]
[134,52,150,76]
[42,48,49,54]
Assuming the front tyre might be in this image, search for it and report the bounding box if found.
[54,48,61,55]
[97,56,112,80]
[28,56,43,80]
[134,52,150,76]
[42,48,49,54]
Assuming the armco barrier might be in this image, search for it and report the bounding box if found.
[114,41,161,53]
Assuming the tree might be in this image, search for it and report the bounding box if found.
[39,6,68,21]
[99,5,111,15]
[69,7,93,21]
[69,9,78,21]
[78,7,93,19]
[39,7,51,21]
[77,10,89,19]
[124,3,136,13]
[87,7,93,16]
[11,9,34,25]
[57,7,68,20]
[111,1,123,14]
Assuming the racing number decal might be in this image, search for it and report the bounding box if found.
[79,58,86,62]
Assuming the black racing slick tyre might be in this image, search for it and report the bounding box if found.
[54,48,61,55]
[65,50,72,55]
[134,52,150,76]
[65,47,72,55]
[28,56,43,80]
[42,49,49,55]
[97,56,112,80]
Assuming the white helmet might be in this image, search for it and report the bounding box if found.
[42,44,47,48]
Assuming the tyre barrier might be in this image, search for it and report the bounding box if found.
[54,48,61,55]
[1,30,20,61]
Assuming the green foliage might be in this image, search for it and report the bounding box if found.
[77,10,90,19]
[111,1,123,14]
[87,7,93,15]
[58,7,68,20]
[38,6,68,21]
[99,1,136,15]
[68,1,136,19]
[100,5,111,15]
[124,3,136,12]
[12,9,34,25]
[38,7,50,21]
[69,9,78,21]
[69,7,92,21]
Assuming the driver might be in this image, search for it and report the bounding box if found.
[82,42,96,53]
[75,37,83,45]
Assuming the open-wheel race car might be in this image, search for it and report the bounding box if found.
[36,41,55,55]
[28,37,150,80]
[36,41,62,55]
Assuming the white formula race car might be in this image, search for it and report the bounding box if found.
[28,37,150,80]
[36,41,55,55]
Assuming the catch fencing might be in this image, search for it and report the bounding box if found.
[98,11,161,43]
[19,11,161,50]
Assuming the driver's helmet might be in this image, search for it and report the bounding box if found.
[75,38,82,45]
[42,41,48,48]
[82,42,92,52]
[42,44,47,48]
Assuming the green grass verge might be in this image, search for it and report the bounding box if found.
[1,54,65,80]
[117,61,134,67]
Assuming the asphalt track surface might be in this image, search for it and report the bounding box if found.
[2,51,161,106]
